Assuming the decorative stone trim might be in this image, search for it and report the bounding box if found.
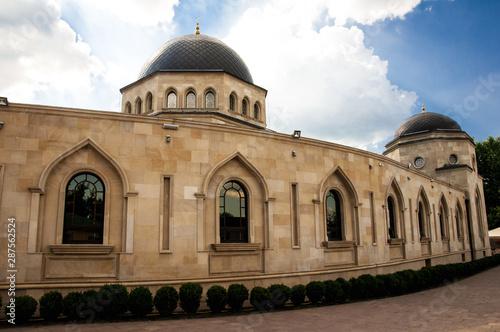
[211,243,261,251]
[388,238,405,245]
[49,244,114,255]
[420,237,431,244]
[322,241,355,249]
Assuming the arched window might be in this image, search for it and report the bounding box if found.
[125,102,131,114]
[219,181,248,243]
[418,202,426,238]
[229,94,235,111]
[186,92,196,108]
[455,208,462,238]
[326,189,342,241]
[242,99,248,115]
[167,92,177,108]
[254,103,259,120]
[387,196,397,239]
[439,204,447,239]
[135,98,142,114]
[63,173,105,244]
[146,92,153,112]
[205,91,215,108]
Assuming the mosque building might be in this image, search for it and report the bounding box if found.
[0,25,490,298]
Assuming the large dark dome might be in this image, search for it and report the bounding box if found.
[394,112,462,139]
[138,34,253,84]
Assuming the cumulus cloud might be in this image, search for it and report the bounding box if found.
[0,0,105,108]
[224,0,419,150]
[81,0,179,28]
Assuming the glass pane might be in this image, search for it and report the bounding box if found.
[225,189,241,217]
[68,179,77,191]
[95,181,103,192]
[205,92,215,108]
[187,92,196,108]
[167,92,177,108]
[87,174,97,183]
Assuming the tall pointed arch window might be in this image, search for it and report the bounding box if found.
[455,206,462,239]
[219,181,248,243]
[125,102,131,114]
[63,173,105,244]
[229,94,235,111]
[135,98,142,114]
[205,91,215,108]
[418,202,426,238]
[146,92,153,112]
[186,92,196,108]
[167,92,177,108]
[242,99,248,115]
[439,204,447,239]
[387,196,397,239]
[326,190,342,241]
[254,103,260,120]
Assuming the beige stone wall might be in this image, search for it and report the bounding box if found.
[0,103,490,296]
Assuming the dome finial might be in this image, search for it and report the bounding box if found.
[421,102,426,113]
[195,17,200,35]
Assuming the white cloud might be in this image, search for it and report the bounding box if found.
[224,0,419,150]
[80,0,179,28]
[0,0,105,108]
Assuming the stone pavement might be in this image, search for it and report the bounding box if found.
[14,266,500,331]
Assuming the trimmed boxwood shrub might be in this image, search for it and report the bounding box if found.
[77,289,99,322]
[179,282,203,316]
[206,285,227,314]
[396,270,416,293]
[97,284,128,320]
[350,274,383,300]
[128,286,153,317]
[227,283,249,312]
[323,279,344,304]
[335,278,351,303]
[290,284,306,307]
[63,291,82,321]
[154,286,178,317]
[268,284,291,309]
[6,295,37,324]
[39,290,63,321]
[250,286,271,311]
[306,281,325,304]
[377,274,406,297]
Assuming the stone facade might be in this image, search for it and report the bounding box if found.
[0,33,490,300]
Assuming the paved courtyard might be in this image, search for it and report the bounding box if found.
[13,265,500,331]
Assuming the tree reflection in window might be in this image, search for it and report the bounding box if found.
[63,173,105,244]
[219,181,248,243]
[326,190,342,241]
[388,196,397,239]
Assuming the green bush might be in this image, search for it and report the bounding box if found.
[128,286,153,317]
[39,290,63,321]
[377,274,406,296]
[396,270,417,293]
[290,284,306,307]
[154,286,178,317]
[179,282,203,316]
[97,284,128,320]
[77,289,99,322]
[250,286,271,311]
[206,285,227,314]
[227,284,249,312]
[335,278,351,303]
[6,295,37,324]
[323,280,344,304]
[62,291,82,321]
[350,274,383,300]
[268,284,291,309]
[305,281,325,304]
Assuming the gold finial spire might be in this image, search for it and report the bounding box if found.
[421,102,426,113]
[195,17,200,35]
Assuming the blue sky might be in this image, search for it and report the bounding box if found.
[1,0,499,153]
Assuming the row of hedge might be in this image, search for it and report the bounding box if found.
[3,254,500,324]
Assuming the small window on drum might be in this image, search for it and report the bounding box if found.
[414,157,425,168]
[449,154,458,165]
[205,91,215,108]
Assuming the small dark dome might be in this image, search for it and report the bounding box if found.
[394,112,462,139]
[138,34,253,84]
